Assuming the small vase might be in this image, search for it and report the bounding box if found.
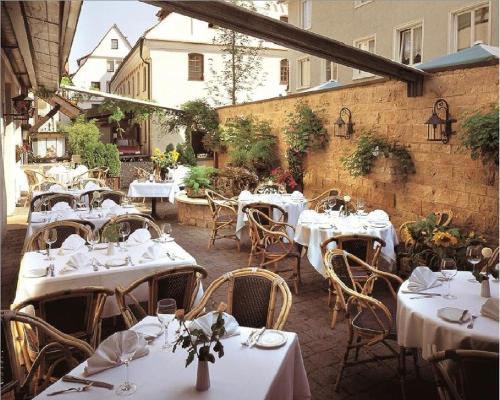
[481,279,491,298]
[195,360,210,391]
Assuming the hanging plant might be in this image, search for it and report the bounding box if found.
[342,132,415,181]
[460,107,499,166]
[284,101,328,188]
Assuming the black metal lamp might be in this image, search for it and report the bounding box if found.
[425,98,455,144]
[334,107,354,139]
[7,94,35,121]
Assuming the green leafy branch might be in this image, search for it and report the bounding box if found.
[460,107,499,166]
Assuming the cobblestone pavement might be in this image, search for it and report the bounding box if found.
[2,200,437,400]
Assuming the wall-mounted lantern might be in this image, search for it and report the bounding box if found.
[6,94,35,121]
[424,98,455,144]
[334,107,354,139]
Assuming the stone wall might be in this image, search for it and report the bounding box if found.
[120,161,153,188]
[217,65,499,240]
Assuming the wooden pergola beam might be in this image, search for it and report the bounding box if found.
[29,104,60,133]
[142,0,427,96]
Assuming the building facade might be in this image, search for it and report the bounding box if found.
[286,0,499,92]
[109,1,289,154]
[71,24,131,109]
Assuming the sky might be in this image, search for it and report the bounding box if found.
[68,1,160,73]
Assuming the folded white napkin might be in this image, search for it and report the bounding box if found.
[291,191,304,199]
[368,209,390,222]
[49,184,65,192]
[407,266,441,292]
[63,251,90,271]
[102,199,118,208]
[84,181,99,191]
[60,234,86,252]
[481,298,499,321]
[127,228,151,245]
[74,165,87,174]
[31,213,48,223]
[83,331,149,377]
[142,244,162,260]
[51,202,71,212]
[188,311,240,338]
[239,190,253,201]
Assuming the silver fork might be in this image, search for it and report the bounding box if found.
[47,382,93,396]
[467,315,478,329]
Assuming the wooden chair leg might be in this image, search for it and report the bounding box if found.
[331,304,340,329]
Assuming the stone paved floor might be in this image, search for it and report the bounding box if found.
[1,200,438,400]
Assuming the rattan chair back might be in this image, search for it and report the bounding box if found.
[24,220,92,252]
[321,234,386,267]
[205,189,240,250]
[307,188,341,208]
[315,195,346,212]
[116,265,208,328]
[33,193,76,212]
[186,268,292,330]
[254,183,286,194]
[101,214,161,239]
[81,189,124,205]
[73,178,106,190]
[133,167,150,181]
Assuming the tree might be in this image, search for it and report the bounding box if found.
[206,1,267,105]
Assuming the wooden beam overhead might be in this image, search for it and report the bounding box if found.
[143,0,427,96]
[29,103,60,133]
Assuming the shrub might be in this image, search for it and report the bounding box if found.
[81,142,121,177]
[63,116,100,155]
[183,166,217,196]
[176,143,197,166]
[460,107,499,166]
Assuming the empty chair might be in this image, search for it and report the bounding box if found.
[100,214,161,239]
[88,167,109,180]
[186,268,292,330]
[315,195,346,213]
[81,189,124,206]
[36,193,76,212]
[254,182,286,194]
[205,189,240,251]
[23,220,92,252]
[72,177,106,190]
[307,188,341,209]
[247,208,301,294]
[116,265,208,328]
[1,310,93,399]
[429,349,499,400]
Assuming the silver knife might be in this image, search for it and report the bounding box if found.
[249,327,266,348]
[62,375,114,390]
[401,291,441,296]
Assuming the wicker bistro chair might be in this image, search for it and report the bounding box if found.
[323,249,418,396]
[253,183,287,194]
[100,214,161,240]
[116,265,208,328]
[205,189,240,251]
[1,310,94,400]
[11,287,114,351]
[23,220,92,253]
[315,195,353,213]
[428,349,499,400]
[133,166,150,181]
[81,189,124,206]
[320,234,386,328]
[88,167,109,181]
[307,188,341,209]
[186,268,292,330]
[242,202,288,267]
[72,177,107,190]
[247,209,301,294]
[33,193,76,212]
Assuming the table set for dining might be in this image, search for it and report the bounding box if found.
[45,164,88,185]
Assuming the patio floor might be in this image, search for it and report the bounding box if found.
[2,200,438,400]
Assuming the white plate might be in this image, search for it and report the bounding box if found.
[318,224,333,230]
[437,307,471,323]
[106,258,127,267]
[255,330,287,349]
[86,214,101,220]
[93,243,108,250]
[76,207,88,211]
[122,204,135,208]
[131,322,163,338]
[370,222,388,228]
[23,268,47,278]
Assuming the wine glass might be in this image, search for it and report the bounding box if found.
[115,331,139,396]
[160,223,172,242]
[76,197,85,211]
[466,245,483,283]
[156,298,177,350]
[42,198,50,215]
[119,222,131,252]
[328,198,337,214]
[87,229,100,270]
[440,258,458,300]
[44,228,57,261]
[356,198,365,215]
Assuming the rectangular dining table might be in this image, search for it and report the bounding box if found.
[33,316,311,399]
[128,180,180,218]
[14,240,198,317]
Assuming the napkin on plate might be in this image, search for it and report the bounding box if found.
[142,244,162,260]
[84,181,100,191]
[407,266,441,292]
[49,184,65,192]
[61,251,90,273]
[188,312,240,338]
[291,191,305,200]
[51,202,71,212]
[83,331,149,377]
[368,210,390,222]
[127,228,151,245]
[59,234,86,254]
[102,199,118,208]
[238,190,253,201]
[481,298,499,321]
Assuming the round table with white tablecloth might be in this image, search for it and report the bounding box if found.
[397,271,499,359]
[294,209,398,276]
[46,164,88,185]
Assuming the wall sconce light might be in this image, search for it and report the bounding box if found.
[424,98,456,144]
[334,107,354,139]
[6,94,35,121]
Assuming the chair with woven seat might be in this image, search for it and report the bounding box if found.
[315,195,354,213]
[205,189,240,251]
[11,287,114,351]
[116,265,208,328]
[323,249,416,397]
[23,220,92,253]
[242,202,288,267]
[428,349,499,400]
[1,310,94,399]
[307,188,341,209]
[100,214,161,239]
[254,182,287,194]
[24,169,55,206]
[247,208,301,294]
[186,268,292,330]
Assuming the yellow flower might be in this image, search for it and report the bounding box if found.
[170,149,180,163]
[431,231,459,248]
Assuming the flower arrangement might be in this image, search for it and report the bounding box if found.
[473,247,499,282]
[173,303,227,367]
[270,168,297,192]
[151,148,169,169]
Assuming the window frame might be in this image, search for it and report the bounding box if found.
[297,57,311,89]
[280,59,289,85]
[188,53,204,81]
[352,35,376,80]
[107,60,115,72]
[323,60,338,82]
[299,0,312,30]
[111,39,119,49]
[449,1,491,52]
[394,20,424,66]
[90,81,101,91]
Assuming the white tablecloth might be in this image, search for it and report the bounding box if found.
[33,316,311,400]
[46,165,88,185]
[171,165,189,186]
[14,240,197,317]
[294,210,398,277]
[128,180,180,204]
[236,194,308,240]
[397,271,499,359]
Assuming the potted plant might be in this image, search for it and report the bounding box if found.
[183,166,216,198]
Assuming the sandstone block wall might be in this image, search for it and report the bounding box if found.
[217,65,499,241]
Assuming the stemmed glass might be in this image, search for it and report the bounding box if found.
[440,258,458,300]
[76,198,85,210]
[44,228,57,261]
[87,229,100,271]
[156,298,177,350]
[115,331,139,396]
[160,223,172,242]
[356,198,365,215]
[328,198,337,215]
[42,199,50,215]
[119,222,131,252]
[466,245,483,283]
